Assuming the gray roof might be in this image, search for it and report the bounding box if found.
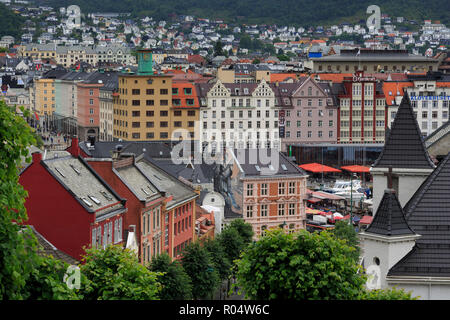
[115,164,161,202]
[232,148,308,178]
[42,156,125,217]
[146,157,216,185]
[135,158,198,209]
[79,141,173,159]
[372,94,435,169]
[389,152,450,277]
[311,49,437,62]
[365,189,415,236]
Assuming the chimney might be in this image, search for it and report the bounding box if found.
[32,152,42,164]
[68,136,80,158]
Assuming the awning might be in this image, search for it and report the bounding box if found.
[360,215,373,225]
[307,197,322,203]
[299,163,342,173]
[341,165,371,173]
[306,208,323,214]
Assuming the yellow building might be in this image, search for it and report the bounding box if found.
[113,72,174,141]
[32,78,55,116]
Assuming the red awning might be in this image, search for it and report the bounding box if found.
[299,163,342,173]
[360,215,373,225]
[341,165,371,173]
[307,197,323,203]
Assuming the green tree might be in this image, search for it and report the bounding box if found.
[214,41,224,57]
[234,229,365,300]
[80,245,161,300]
[239,34,252,49]
[181,242,220,300]
[217,226,245,264]
[228,219,254,246]
[203,238,232,281]
[332,220,360,262]
[25,255,83,300]
[358,287,417,300]
[252,58,260,64]
[0,102,39,299]
[149,253,192,300]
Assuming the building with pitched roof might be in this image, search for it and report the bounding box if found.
[371,93,436,213]
[362,152,450,299]
[19,149,127,261]
[222,148,308,239]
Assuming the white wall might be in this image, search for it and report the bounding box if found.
[387,282,450,300]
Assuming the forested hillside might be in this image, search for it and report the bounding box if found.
[41,0,449,25]
[0,3,25,39]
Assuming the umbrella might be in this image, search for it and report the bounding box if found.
[333,212,344,219]
[299,163,342,173]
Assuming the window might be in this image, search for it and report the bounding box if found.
[278,182,285,195]
[261,183,268,196]
[246,184,253,196]
[146,132,154,139]
[132,89,140,95]
[160,110,168,117]
[278,203,285,216]
[246,205,253,218]
[260,205,268,217]
[89,99,94,105]
[146,89,154,95]
[160,89,168,95]
[132,111,140,117]
[132,100,140,106]
[146,111,154,117]
[288,203,296,215]
[160,100,168,106]
[288,182,296,194]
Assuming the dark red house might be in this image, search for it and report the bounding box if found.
[86,151,167,264]
[19,150,127,261]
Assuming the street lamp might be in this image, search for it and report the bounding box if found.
[350,173,357,227]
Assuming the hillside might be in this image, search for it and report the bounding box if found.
[42,0,449,26]
[0,3,25,40]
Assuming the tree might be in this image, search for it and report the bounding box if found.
[80,245,161,300]
[25,255,83,300]
[0,102,39,299]
[181,242,220,300]
[358,287,417,300]
[252,58,261,64]
[332,220,360,262]
[149,253,192,300]
[203,238,232,281]
[217,226,245,264]
[214,41,224,57]
[228,219,254,246]
[234,229,365,300]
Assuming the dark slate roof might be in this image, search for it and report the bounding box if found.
[388,152,450,277]
[79,141,174,159]
[365,189,415,236]
[372,93,435,169]
[146,157,216,185]
[233,148,308,177]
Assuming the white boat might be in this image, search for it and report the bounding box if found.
[326,180,367,200]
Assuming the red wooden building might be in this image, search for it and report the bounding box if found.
[19,150,127,261]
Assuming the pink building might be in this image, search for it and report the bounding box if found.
[276,77,338,152]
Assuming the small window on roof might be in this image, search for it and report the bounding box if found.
[88,195,101,205]
[100,191,113,201]
[141,187,150,196]
[70,164,81,175]
[269,164,275,171]
[82,197,93,207]
[255,165,261,172]
[281,164,288,171]
[55,167,65,178]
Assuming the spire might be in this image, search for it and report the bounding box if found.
[365,188,415,236]
[372,93,435,169]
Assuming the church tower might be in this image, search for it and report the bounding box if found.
[371,93,435,213]
[359,169,420,289]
